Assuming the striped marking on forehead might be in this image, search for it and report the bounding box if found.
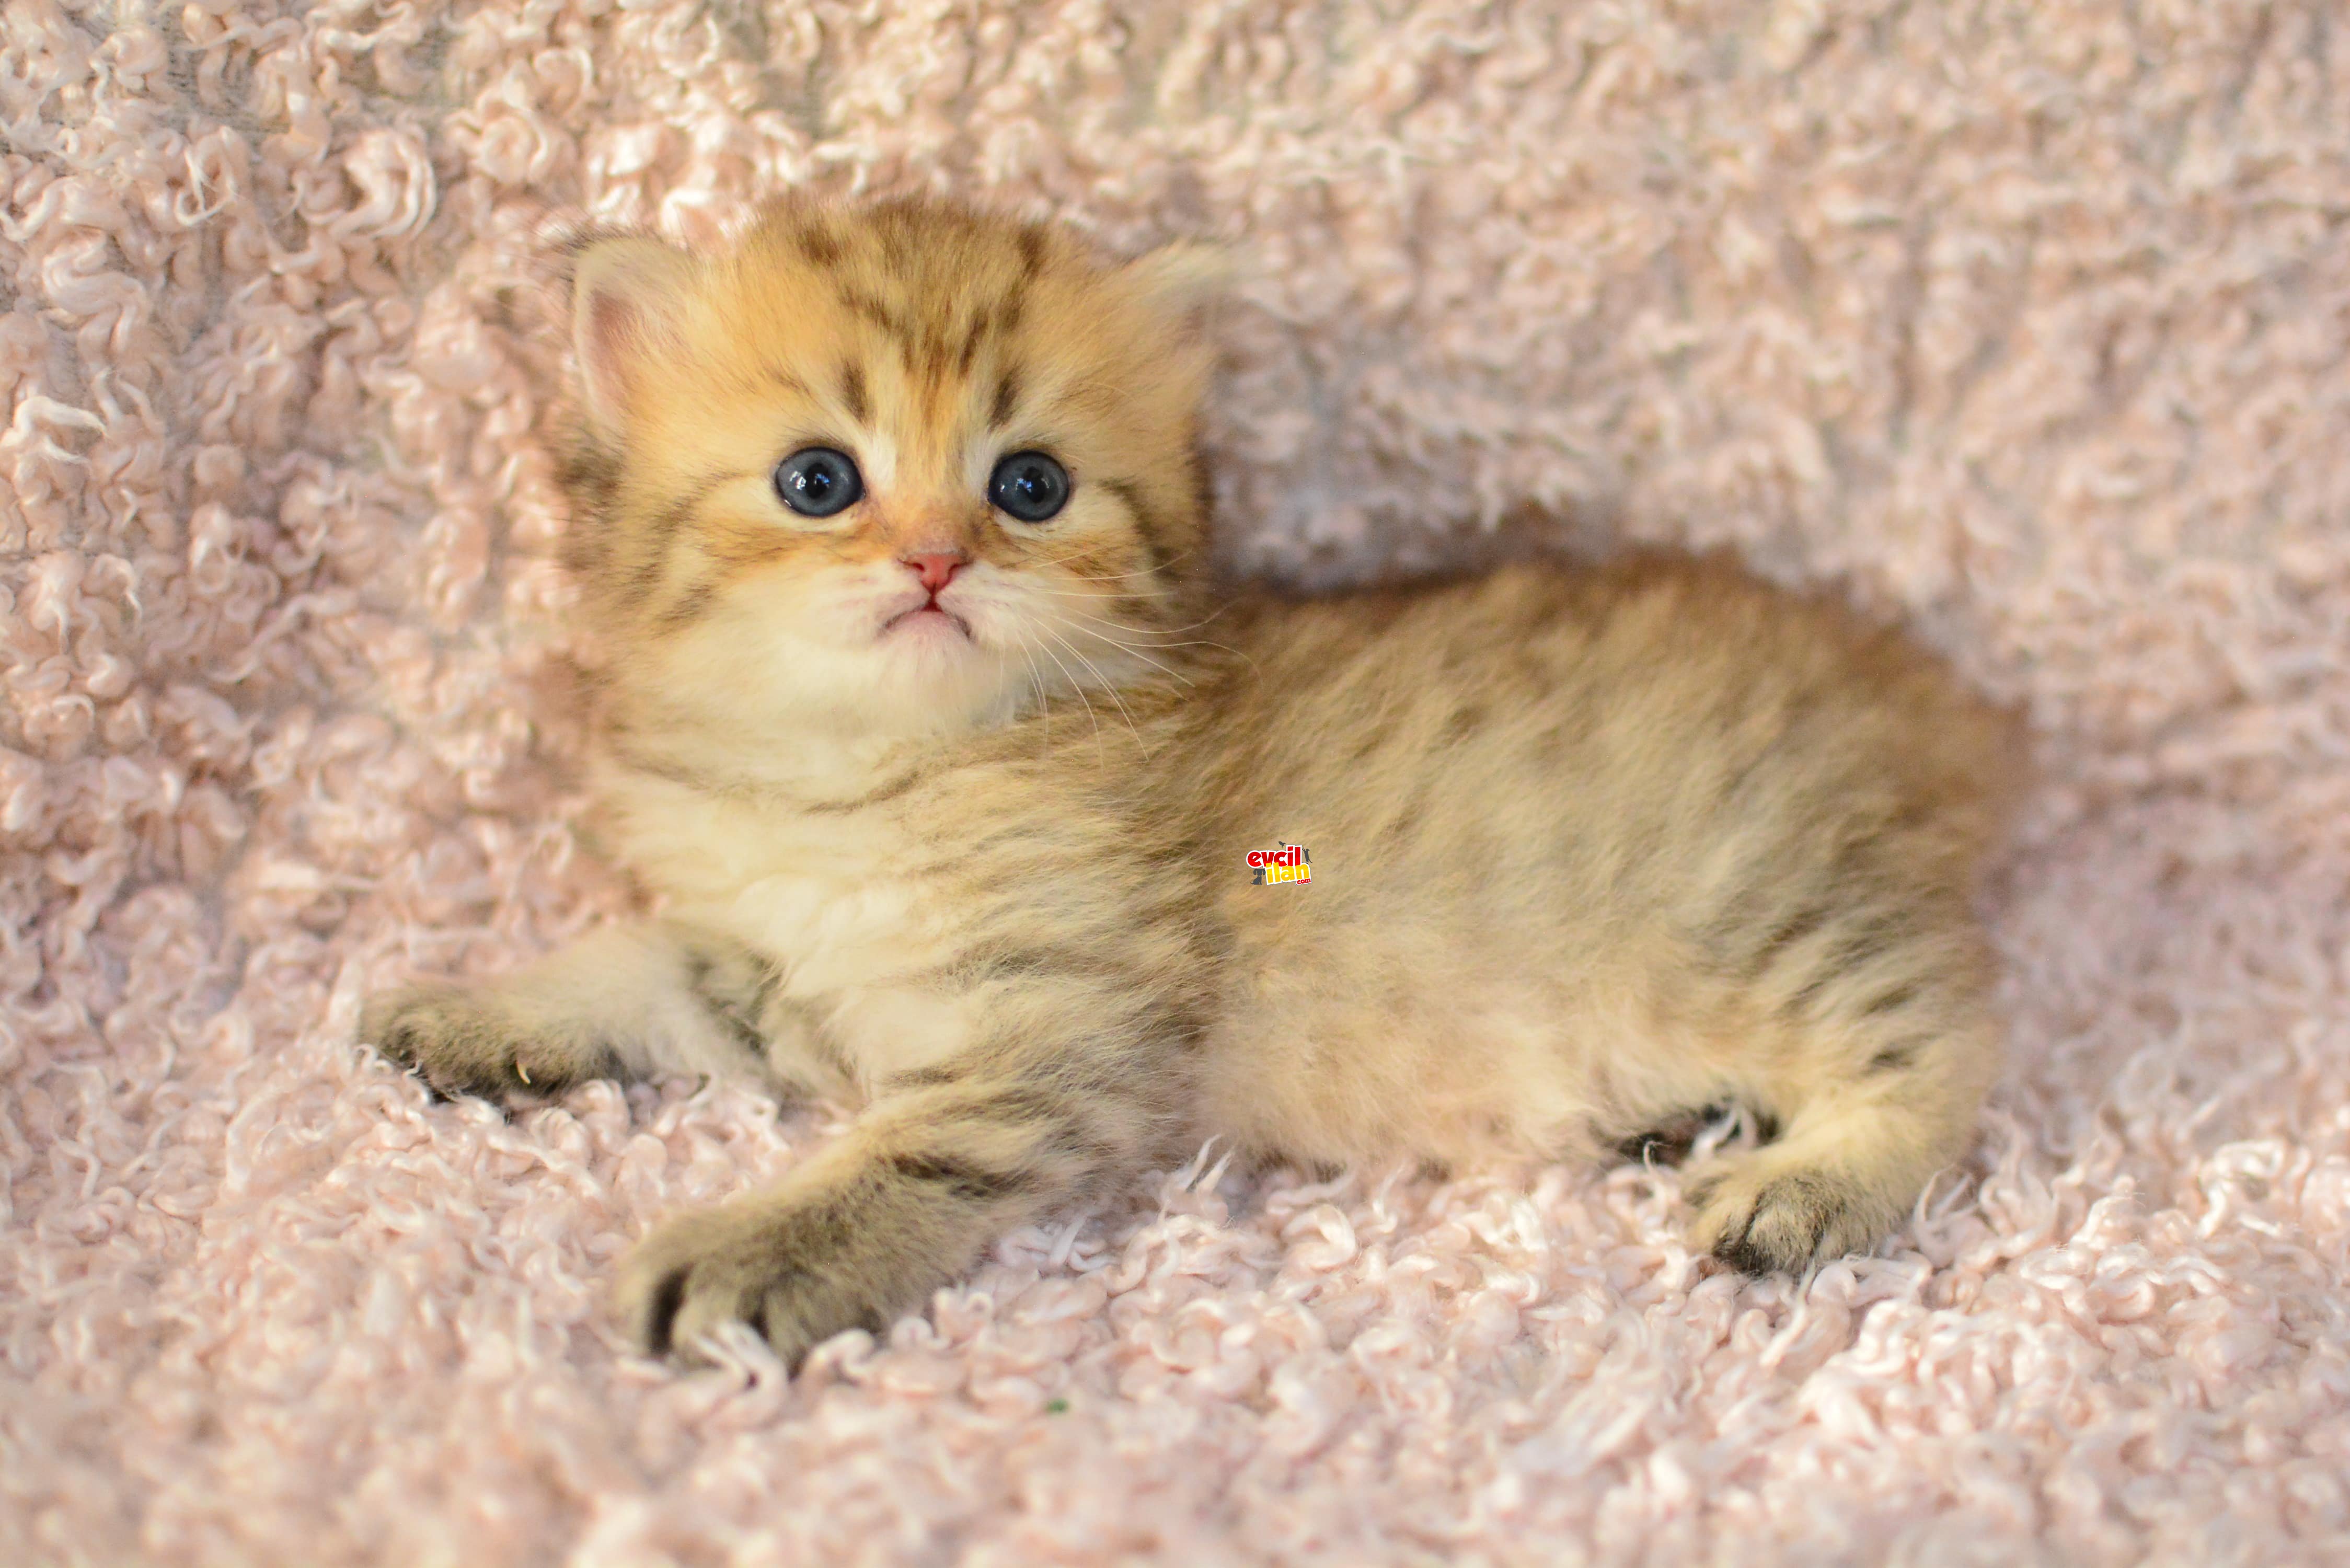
[831,279,1033,389]
[989,366,1022,429]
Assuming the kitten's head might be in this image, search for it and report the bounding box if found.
[563,197,1221,742]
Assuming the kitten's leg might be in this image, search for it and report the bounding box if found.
[614,1020,1181,1366]
[363,921,774,1100]
[1689,939,2000,1273]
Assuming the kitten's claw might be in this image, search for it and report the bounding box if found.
[362,985,611,1104]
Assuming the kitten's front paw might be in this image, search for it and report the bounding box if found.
[1688,1157,1890,1274]
[616,1198,903,1369]
[363,985,615,1103]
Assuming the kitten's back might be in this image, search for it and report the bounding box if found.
[1178,554,2022,1194]
[1192,553,2019,902]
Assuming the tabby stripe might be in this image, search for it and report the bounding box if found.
[1101,477,1171,577]
[1867,1038,1926,1074]
[1861,981,1922,1017]
[651,580,716,635]
[883,1151,1033,1203]
[989,367,1022,428]
[793,223,843,266]
[607,739,725,796]
[838,285,908,340]
[1743,902,1831,979]
[953,307,991,374]
[800,766,927,814]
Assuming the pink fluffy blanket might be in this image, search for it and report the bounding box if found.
[7,1,2350,1563]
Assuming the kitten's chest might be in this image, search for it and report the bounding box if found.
[594,762,958,995]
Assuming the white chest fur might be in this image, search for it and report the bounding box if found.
[593,757,978,1086]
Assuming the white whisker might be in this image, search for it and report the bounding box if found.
[1029,632,1107,765]
[1013,639,1054,756]
[1043,627,1152,758]
[1016,543,1202,584]
[1019,591,1237,638]
[1059,618,1199,689]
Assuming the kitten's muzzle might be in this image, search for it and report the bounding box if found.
[882,551,976,640]
[880,588,975,641]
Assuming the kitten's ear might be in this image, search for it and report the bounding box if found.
[1117,241,1232,328]
[571,236,700,440]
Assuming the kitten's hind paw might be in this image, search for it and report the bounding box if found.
[362,985,618,1104]
[1687,1156,1893,1275]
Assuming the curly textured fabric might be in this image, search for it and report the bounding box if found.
[4,2,2349,1563]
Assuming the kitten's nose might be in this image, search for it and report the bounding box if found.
[901,551,967,594]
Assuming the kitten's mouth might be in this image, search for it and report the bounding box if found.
[881,598,975,642]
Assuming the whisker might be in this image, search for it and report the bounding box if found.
[1027,561,1172,584]
[1029,633,1107,766]
[1059,619,1199,689]
[1016,580,1160,599]
[1043,627,1152,758]
[1057,561,1196,586]
[1015,543,1202,583]
[1013,640,1054,756]
[1042,606,1253,672]
[1017,591,1236,638]
[1143,637,1263,681]
[1003,580,1188,626]
[1043,601,1218,644]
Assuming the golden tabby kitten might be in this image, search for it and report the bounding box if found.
[365,197,2022,1366]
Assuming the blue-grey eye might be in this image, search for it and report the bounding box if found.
[774,447,863,517]
[988,451,1070,523]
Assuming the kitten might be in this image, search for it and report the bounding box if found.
[365,197,2023,1366]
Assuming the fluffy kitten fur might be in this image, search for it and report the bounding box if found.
[365,197,2023,1366]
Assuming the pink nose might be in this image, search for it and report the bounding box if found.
[902,551,966,594]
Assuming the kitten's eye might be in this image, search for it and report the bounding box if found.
[988,451,1070,524]
[773,447,864,517]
